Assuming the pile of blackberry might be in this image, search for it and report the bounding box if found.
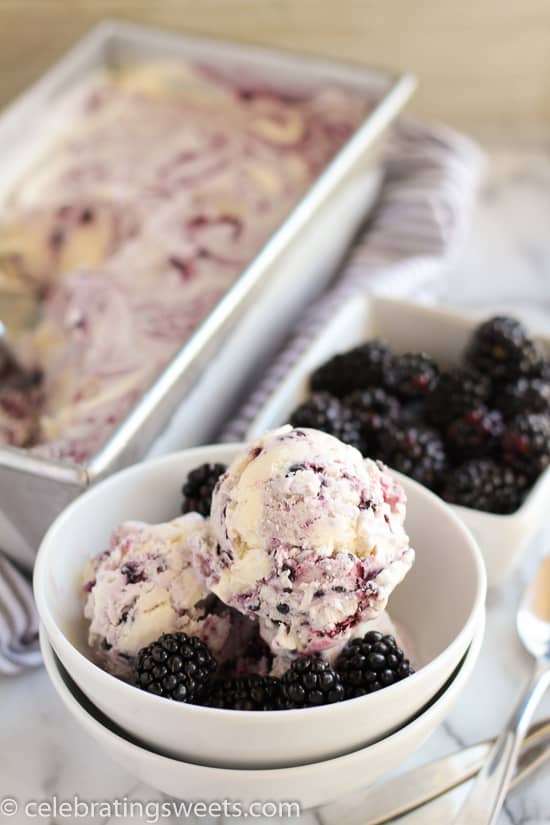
[134,631,413,709]
[289,316,550,514]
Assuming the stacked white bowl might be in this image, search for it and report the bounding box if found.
[34,443,486,809]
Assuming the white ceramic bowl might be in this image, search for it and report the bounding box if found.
[34,442,485,769]
[40,613,484,809]
[247,294,550,588]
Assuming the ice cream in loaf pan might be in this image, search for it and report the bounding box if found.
[0,61,369,462]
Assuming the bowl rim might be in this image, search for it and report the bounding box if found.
[34,440,487,720]
[40,611,485,776]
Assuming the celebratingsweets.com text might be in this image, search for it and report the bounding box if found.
[0,795,301,822]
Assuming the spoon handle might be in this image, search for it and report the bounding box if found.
[452,660,550,825]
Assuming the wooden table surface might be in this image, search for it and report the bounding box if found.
[1,0,550,128]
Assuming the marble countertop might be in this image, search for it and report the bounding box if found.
[2,136,550,825]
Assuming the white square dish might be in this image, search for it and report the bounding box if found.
[246,294,550,587]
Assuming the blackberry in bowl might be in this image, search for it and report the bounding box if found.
[378,425,447,490]
[279,658,345,708]
[386,352,439,399]
[344,387,401,446]
[336,631,414,698]
[501,413,550,479]
[310,340,394,398]
[206,675,283,711]
[446,407,504,460]
[493,377,550,418]
[441,459,527,515]
[426,367,491,428]
[465,315,543,380]
[181,463,227,516]
[135,633,215,702]
[289,392,363,450]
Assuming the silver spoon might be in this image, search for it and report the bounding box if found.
[453,554,550,825]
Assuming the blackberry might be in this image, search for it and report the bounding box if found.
[310,340,394,399]
[446,407,504,460]
[280,657,345,708]
[426,367,491,428]
[181,463,226,517]
[344,387,400,442]
[493,377,550,418]
[336,631,414,698]
[441,459,527,514]
[386,352,439,399]
[398,400,427,426]
[465,316,543,380]
[289,392,363,451]
[379,425,447,489]
[135,633,216,703]
[206,676,283,710]
[501,414,550,479]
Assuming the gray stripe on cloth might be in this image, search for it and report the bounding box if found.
[0,556,41,675]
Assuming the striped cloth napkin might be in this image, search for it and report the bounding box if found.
[0,555,41,674]
[0,117,484,676]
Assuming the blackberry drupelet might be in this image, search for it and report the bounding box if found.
[310,340,394,399]
[135,633,216,703]
[344,387,401,442]
[398,399,427,426]
[336,631,414,698]
[386,352,439,399]
[446,407,504,460]
[493,377,550,418]
[280,657,345,708]
[441,459,527,514]
[181,463,226,517]
[289,392,363,451]
[465,316,543,380]
[426,367,491,428]
[206,676,283,710]
[501,413,550,479]
[379,425,447,489]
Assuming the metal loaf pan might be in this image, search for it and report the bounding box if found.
[0,21,415,566]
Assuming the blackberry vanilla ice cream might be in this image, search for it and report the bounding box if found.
[83,514,232,679]
[192,427,414,655]
[83,427,416,705]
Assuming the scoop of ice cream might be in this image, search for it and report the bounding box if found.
[83,513,231,678]
[192,426,414,655]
